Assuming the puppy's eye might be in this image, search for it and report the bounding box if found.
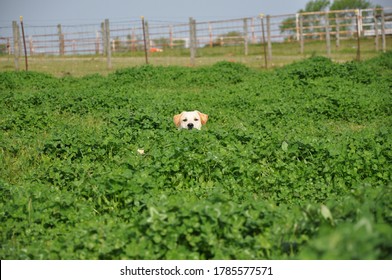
[182,119,188,122]
[194,118,199,121]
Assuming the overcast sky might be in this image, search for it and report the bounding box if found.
[1,0,391,25]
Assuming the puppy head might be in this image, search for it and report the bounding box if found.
[173,110,208,130]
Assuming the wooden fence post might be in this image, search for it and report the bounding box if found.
[145,21,151,51]
[58,24,65,55]
[259,14,268,68]
[243,18,248,56]
[12,20,20,71]
[335,14,340,49]
[373,8,379,52]
[266,15,272,64]
[19,16,28,71]
[101,22,106,56]
[169,25,173,49]
[355,10,361,61]
[189,17,197,66]
[380,8,386,52]
[251,17,256,44]
[141,16,149,64]
[208,22,213,47]
[104,19,112,69]
[325,12,331,57]
[299,14,304,55]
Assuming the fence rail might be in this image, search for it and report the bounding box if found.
[1,7,391,71]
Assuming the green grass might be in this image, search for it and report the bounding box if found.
[0,53,391,259]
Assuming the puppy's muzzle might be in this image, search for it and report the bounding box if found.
[187,123,194,130]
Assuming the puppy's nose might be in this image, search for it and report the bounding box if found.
[187,123,194,129]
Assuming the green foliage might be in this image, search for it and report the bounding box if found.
[330,0,372,10]
[301,0,330,12]
[1,53,392,259]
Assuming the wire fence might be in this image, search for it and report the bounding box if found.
[1,7,391,71]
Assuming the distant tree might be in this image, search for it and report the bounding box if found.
[330,0,372,10]
[210,31,243,47]
[299,0,330,13]
[280,16,298,41]
[280,0,330,40]
[0,43,8,54]
[330,0,374,34]
[153,37,170,49]
[173,39,186,49]
[280,0,377,40]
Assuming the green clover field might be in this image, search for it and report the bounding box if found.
[1,53,391,259]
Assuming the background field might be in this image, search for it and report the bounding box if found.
[2,7,392,77]
[1,37,391,77]
[0,52,391,259]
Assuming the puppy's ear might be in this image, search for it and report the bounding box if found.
[197,111,208,125]
[173,113,183,127]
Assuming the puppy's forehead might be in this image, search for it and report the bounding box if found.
[182,111,199,119]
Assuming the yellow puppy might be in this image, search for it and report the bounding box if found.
[173,110,208,130]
